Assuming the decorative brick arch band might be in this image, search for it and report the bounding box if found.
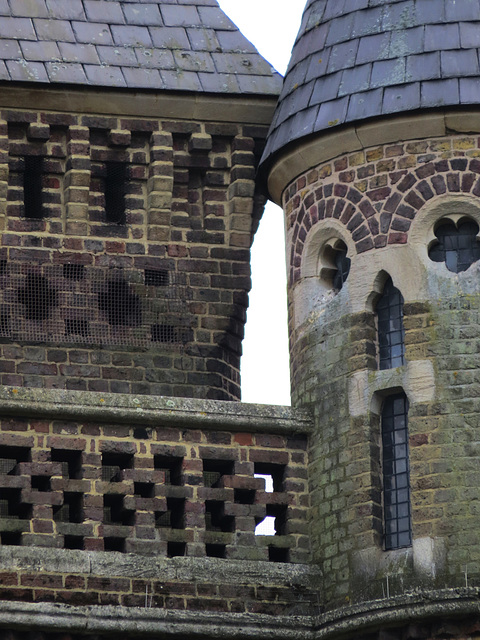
[285,136,480,285]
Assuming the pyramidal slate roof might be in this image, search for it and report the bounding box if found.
[0,0,282,95]
[262,0,480,166]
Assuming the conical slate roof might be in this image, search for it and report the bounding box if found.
[0,0,281,95]
[262,0,480,166]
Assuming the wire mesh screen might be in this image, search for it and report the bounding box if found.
[0,262,191,348]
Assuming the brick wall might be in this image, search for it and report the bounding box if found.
[0,108,269,400]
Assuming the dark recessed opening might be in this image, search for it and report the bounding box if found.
[133,427,149,440]
[234,489,255,504]
[206,544,226,559]
[202,459,234,488]
[64,535,84,550]
[104,536,125,552]
[31,475,51,492]
[98,279,141,326]
[168,498,185,529]
[134,482,154,498]
[268,546,289,563]
[0,446,31,475]
[23,155,44,219]
[154,455,183,486]
[266,504,288,536]
[105,161,126,225]
[104,494,134,526]
[54,493,83,523]
[63,263,86,280]
[0,531,22,546]
[51,449,82,479]
[0,259,7,276]
[167,541,186,557]
[151,324,177,343]
[65,318,90,337]
[145,269,169,286]
[101,452,133,482]
[205,500,234,532]
[254,462,285,492]
[0,488,31,519]
[17,272,58,321]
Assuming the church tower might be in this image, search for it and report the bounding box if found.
[261,0,480,627]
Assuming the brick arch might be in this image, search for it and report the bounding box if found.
[382,159,480,245]
[289,183,376,284]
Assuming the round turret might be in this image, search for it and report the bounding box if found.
[262,0,480,622]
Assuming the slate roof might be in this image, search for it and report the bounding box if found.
[262,0,480,166]
[0,0,281,95]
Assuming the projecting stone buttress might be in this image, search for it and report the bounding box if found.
[261,0,480,634]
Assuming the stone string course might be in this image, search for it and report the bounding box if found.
[285,134,480,284]
[0,108,270,400]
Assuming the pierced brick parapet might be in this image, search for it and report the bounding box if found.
[0,404,310,564]
[285,134,480,284]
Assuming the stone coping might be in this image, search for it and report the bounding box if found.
[1,589,480,640]
[0,386,312,434]
[0,83,278,125]
[0,546,319,586]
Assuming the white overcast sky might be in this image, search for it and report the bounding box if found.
[217,1,306,405]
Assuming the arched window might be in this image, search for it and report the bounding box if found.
[376,277,405,370]
[382,393,412,550]
[429,218,480,273]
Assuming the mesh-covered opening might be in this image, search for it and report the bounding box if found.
[134,482,154,498]
[23,155,44,219]
[17,272,58,321]
[104,494,134,526]
[154,455,183,486]
[376,277,405,370]
[145,269,169,287]
[203,459,234,488]
[382,393,412,551]
[51,449,82,479]
[0,488,30,519]
[0,445,30,475]
[156,498,185,529]
[0,263,190,349]
[105,162,126,225]
[429,218,480,273]
[54,493,83,523]
[63,264,86,280]
[98,278,141,327]
[205,500,234,532]
[151,324,177,343]
[101,452,133,482]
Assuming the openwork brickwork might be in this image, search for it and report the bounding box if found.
[0,416,309,563]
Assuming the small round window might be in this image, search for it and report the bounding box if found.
[428,218,480,273]
[320,239,351,291]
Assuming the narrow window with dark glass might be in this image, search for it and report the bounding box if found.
[376,277,405,370]
[382,393,412,550]
[105,162,126,224]
[332,246,350,291]
[23,155,44,219]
